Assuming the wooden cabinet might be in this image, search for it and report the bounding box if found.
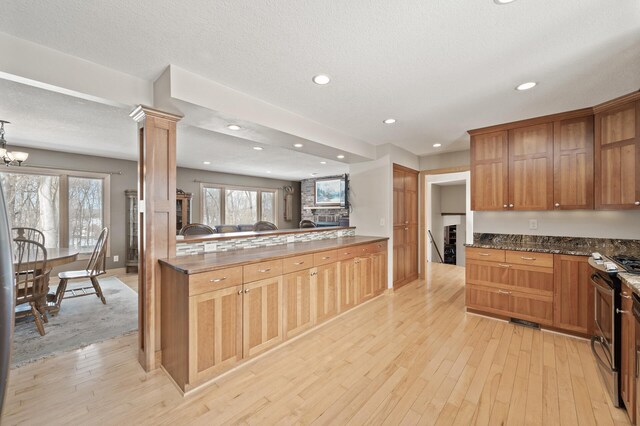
[188,285,243,384]
[621,282,636,422]
[314,263,339,324]
[595,99,640,209]
[242,276,283,358]
[470,131,509,210]
[357,256,374,303]
[339,258,358,312]
[508,123,554,210]
[282,269,314,339]
[176,191,192,233]
[371,251,387,296]
[393,164,418,288]
[554,116,594,209]
[552,254,593,335]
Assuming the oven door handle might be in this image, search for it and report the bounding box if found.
[591,336,614,372]
[590,273,614,295]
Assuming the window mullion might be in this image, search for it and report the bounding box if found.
[59,174,69,248]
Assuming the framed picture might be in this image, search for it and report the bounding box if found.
[315,178,345,205]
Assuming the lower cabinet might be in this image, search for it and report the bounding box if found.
[357,256,374,303]
[371,251,387,296]
[315,263,339,324]
[553,254,593,335]
[621,282,636,423]
[243,276,284,358]
[282,269,314,339]
[339,258,358,311]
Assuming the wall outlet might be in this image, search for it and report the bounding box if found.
[529,219,538,230]
[287,236,295,243]
[379,218,385,226]
[113,255,119,262]
[204,242,217,253]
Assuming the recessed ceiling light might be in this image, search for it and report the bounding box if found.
[203,161,211,165]
[253,146,263,151]
[494,0,516,4]
[320,161,327,165]
[227,124,241,130]
[312,74,331,85]
[433,143,442,148]
[311,173,318,176]
[266,171,271,174]
[337,154,345,159]
[294,143,303,148]
[383,118,396,124]
[516,82,537,91]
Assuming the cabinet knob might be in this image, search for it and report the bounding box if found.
[244,288,250,293]
[509,204,514,208]
[237,290,243,295]
[635,201,640,206]
[554,203,560,208]
[503,204,508,208]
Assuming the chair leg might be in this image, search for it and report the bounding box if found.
[90,277,106,304]
[55,278,68,308]
[30,302,45,336]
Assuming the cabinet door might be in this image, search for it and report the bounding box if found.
[243,276,283,358]
[315,263,339,324]
[595,100,640,209]
[188,285,242,384]
[393,170,406,226]
[470,131,509,211]
[621,283,636,422]
[553,255,593,335]
[282,269,314,339]
[509,123,554,210]
[371,251,387,296]
[553,116,594,210]
[404,224,419,282]
[339,259,358,312]
[357,256,374,303]
[393,226,406,284]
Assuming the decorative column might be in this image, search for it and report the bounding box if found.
[130,105,182,371]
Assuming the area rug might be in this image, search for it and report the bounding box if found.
[11,277,138,367]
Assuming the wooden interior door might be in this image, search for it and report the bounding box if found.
[552,255,593,335]
[314,263,339,324]
[470,131,509,210]
[508,123,554,210]
[339,258,358,312]
[188,285,242,384]
[553,116,594,210]
[595,100,640,209]
[393,164,419,289]
[242,276,283,358]
[282,269,314,339]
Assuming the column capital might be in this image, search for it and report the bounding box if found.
[130,105,183,123]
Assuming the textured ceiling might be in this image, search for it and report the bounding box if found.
[0,79,348,180]
[2,0,640,156]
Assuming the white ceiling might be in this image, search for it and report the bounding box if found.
[0,79,348,180]
[1,0,639,157]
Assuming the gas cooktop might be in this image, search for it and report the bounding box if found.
[611,255,640,274]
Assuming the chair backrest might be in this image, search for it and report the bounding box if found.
[237,224,254,232]
[179,223,216,236]
[253,221,278,231]
[14,239,50,305]
[299,220,317,229]
[216,225,240,233]
[87,228,109,276]
[12,227,45,246]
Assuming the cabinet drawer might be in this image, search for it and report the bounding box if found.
[243,260,283,283]
[189,266,243,296]
[466,285,510,314]
[505,251,553,268]
[338,247,358,261]
[369,240,387,253]
[466,247,505,262]
[314,250,338,266]
[510,292,554,325]
[282,254,314,274]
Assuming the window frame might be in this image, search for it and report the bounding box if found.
[0,166,110,257]
[200,183,277,227]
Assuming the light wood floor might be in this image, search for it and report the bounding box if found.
[2,263,631,425]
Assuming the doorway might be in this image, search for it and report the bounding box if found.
[425,171,473,268]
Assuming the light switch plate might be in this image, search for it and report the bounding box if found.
[379,218,385,226]
[113,255,119,262]
[287,236,295,243]
[529,219,538,230]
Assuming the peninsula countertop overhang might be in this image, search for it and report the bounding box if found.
[160,235,388,274]
[177,226,355,244]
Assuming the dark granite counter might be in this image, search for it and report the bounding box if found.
[467,233,640,258]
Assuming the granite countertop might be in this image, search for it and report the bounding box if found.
[160,235,388,274]
[465,242,594,256]
[620,273,640,296]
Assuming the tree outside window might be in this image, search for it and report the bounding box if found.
[201,184,277,226]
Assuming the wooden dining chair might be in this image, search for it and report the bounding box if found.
[253,221,278,231]
[299,220,317,228]
[179,223,216,236]
[14,239,50,336]
[52,228,109,311]
[12,227,45,245]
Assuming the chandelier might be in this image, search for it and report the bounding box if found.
[0,121,28,166]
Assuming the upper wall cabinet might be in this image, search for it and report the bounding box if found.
[594,96,640,209]
[470,131,509,211]
[554,116,594,210]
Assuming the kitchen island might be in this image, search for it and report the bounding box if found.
[159,236,388,393]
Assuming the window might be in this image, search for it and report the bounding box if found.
[201,184,277,226]
[0,168,109,253]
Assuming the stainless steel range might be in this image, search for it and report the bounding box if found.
[589,254,640,409]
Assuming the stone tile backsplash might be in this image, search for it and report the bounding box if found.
[176,228,356,256]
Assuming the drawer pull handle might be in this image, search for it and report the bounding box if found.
[520,256,536,261]
[616,308,628,314]
[293,261,305,265]
[322,256,331,260]
[310,272,318,276]
[498,264,511,268]
[622,294,632,299]
[344,252,351,255]
[498,290,511,295]
[478,253,490,257]
[258,268,271,273]
[210,277,227,283]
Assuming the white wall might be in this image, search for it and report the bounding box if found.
[474,210,640,240]
[419,150,470,170]
[349,156,390,237]
[430,185,444,260]
[441,184,466,213]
